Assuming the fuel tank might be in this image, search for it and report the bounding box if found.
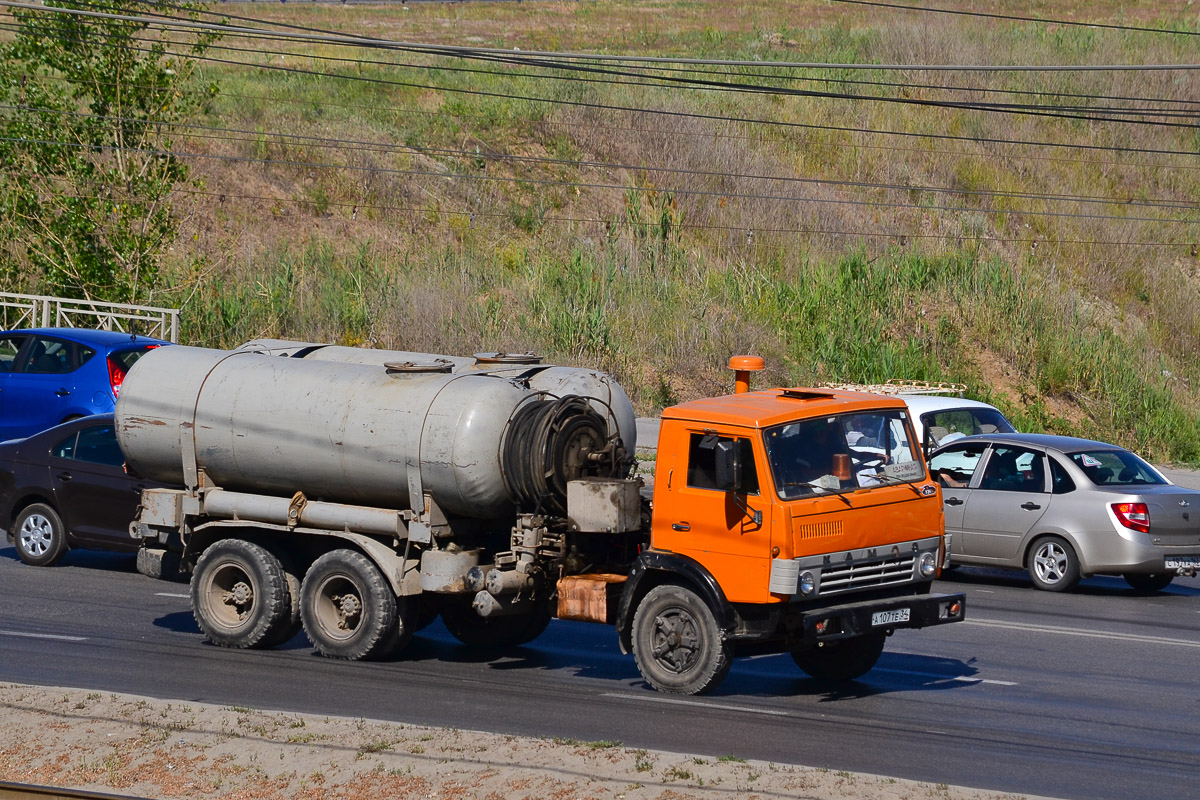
[115,346,632,518]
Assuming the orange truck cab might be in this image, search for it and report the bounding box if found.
[614,362,966,694]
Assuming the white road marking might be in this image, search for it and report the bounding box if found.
[874,667,1017,686]
[603,692,793,716]
[965,618,1200,648]
[0,630,88,642]
[154,592,190,598]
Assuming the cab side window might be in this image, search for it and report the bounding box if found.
[686,433,759,494]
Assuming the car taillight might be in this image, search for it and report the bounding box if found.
[107,355,127,397]
[1112,502,1150,533]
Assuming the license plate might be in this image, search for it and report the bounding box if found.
[872,608,910,626]
[1165,556,1200,569]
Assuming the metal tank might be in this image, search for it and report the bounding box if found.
[116,346,629,518]
[236,339,637,453]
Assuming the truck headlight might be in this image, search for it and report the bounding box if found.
[798,571,816,597]
[919,551,937,578]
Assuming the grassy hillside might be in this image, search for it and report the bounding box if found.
[79,3,1200,458]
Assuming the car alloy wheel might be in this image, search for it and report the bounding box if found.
[19,513,56,557]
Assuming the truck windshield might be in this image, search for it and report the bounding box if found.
[764,411,925,499]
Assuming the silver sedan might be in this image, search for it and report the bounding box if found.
[928,433,1200,592]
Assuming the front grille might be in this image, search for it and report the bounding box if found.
[820,551,916,595]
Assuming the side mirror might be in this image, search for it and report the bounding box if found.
[714,439,740,492]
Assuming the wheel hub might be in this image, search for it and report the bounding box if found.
[333,593,362,630]
[223,581,253,610]
[651,610,699,673]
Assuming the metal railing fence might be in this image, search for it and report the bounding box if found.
[0,292,180,342]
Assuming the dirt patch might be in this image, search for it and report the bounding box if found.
[0,683,1043,800]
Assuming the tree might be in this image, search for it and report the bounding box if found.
[0,1,219,304]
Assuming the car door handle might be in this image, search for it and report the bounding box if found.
[1021,501,1041,510]
[944,497,963,506]
[57,471,72,481]
[672,522,690,531]
[54,388,70,396]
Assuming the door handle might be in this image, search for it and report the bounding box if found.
[1021,501,1041,510]
[944,497,963,506]
[54,388,70,397]
[57,471,72,481]
[672,522,690,532]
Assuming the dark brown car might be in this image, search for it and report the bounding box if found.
[1,414,166,566]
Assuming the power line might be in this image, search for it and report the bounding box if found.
[10,103,1199,214]
[824,0,1200,38]
[6,20,1200,163]
[4,134,1199,227]
[7,17,1198,130]
[6,1,1200,73]
[44,184,1196,250]
[18,69,1200,172]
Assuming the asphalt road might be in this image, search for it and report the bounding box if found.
[1,544,1197,800]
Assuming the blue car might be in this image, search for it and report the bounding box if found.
[0,328,170,441]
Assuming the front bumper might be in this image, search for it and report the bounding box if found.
[798,591,966,644]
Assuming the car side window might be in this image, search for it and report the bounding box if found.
[928,444,984,488]
[20,337,76,375]
[1049,456,1076,494]
[73,425,124,467]
[52,432,79,459]
[0,336,24,372]
[978,446,1045,492]
[686,433,759,494]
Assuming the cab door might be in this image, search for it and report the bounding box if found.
[653,430,771,603]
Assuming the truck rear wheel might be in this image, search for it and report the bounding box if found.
[791,633,886,682]
[440,600,552,649]
[300,549,404,661]
[192,539,292,649]
[632,584,730,695]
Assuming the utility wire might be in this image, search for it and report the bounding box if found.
[10,103,1199,214]
[59,184,1197,250]
[824,0,1200,39]
[6,17,1197,128]
[5,1,1200,72]
[6,20,1200,162]
[5,134,1199,227]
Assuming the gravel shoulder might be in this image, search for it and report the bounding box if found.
[0,682,1043,800]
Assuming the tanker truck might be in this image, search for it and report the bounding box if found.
[120,347,965,695]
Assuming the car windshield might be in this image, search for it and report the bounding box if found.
[922,407,1015,448]
[764,410,924,499]
[1069,449,1166,486]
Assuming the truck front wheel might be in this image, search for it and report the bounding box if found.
[791,632,886,682]
[192,539,292,649]
[300,549,405,661]
[632,584,731,695]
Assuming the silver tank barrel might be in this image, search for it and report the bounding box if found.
[235,339,637,453]
[116,346,558,518]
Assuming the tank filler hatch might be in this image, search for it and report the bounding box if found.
[501,395,630,516]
